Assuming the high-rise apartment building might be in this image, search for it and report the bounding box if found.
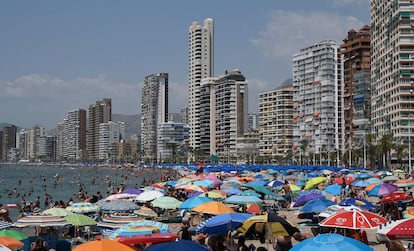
[25,125,45,161]
[87,98,112,160]
[214,70,248,159]
[62,109,86,160]
[188,18,214,152]
[371,0,414,156]
[292,40,344,165]
[141,73,168,163]
[98,121,125,160]
[340,25,371,149]
[1,125,17,160]
[259,84,294,159]
[157,122,189,163]
[180,107,189,125]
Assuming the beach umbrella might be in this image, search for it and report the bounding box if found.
[380,191,413,204]
[366,177,381,184]
[179,197,212,210]
[304,177,328,190]
[222,188,242,195]
[267,180,284,187]
[199,191,225,199]
[376,170,393,176]
[13,214,70,228]
[97,214,141,229]
[293,192,325,207]
[367,183,398,197]
[115,233,178,246]
[178,184,207,193]
[324,184,342,196]
[64,213,97,226]
[246,204,261,214]
[66,202,100,214]
[376,218,414,240]
[123,188,143,195]
[0,237,24,249]
[289,184,301,192]
[319,210,387,229]
[151,196,182,209]
[351,180,370,187]
[42,207,71,217]
[403,207,414,218]
[110,220,170,239]
[246,180,268,187]
[237,213,300,237]
[339,198,376,211]
[248,185,277,196]
[134,206,158,218]
[99,200,140,212]
[135,190,164,202]
[102,193,138,202]
[196,212,252,234]
[382,176,399,183]
[300,199,336,214]
[0,230,27,241]
[240,190,261,197]
[356,173,373,179]
[318,205,363,219]
[192,201,234,215]
[0,244,11,251]
[393,179,414,188]
[0,222,11,231]
[290,233,373,251]
[224,195,263,205]
[73,238,136,251]
[143,240,210,251]
[332,176,355,185]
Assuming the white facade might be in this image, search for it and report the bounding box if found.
[188,18,214,151]
[259,85,294,158]
[98,121,125,160]
[371,0,414,145]
[141,73,168,163]
[292,40,344,164]
[62,109,86,160]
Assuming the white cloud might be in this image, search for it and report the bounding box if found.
[250,10,365,59]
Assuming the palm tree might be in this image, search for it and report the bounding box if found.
[299,139,309,165]
[380,134,394,169]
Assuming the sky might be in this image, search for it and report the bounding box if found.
[0,0,370,130]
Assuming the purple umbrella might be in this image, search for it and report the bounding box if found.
[123,188,143,195]
[294,192,325,207]
[367,183,398,197]
[187,191,203,198]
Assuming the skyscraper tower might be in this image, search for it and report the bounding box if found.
[87,98,112,160]
[371,0,414,160]
[340,26,371,151]
[188,18,214,155]
[141,73,168,163]
[292,40,344,165]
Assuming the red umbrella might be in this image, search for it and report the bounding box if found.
[380,192,413,204]
[319,210,387,229]
[332,176,355,185]
[246,204,261,214]
[376,218,414,240]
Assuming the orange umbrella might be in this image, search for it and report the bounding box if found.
[0,236,24,249]
[73,238,136,251]
[365,182,380,192]
[192,201,234,215]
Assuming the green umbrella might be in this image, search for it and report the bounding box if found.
[42,207,71,217]
[0,229,28,240]
[64,213,97,226]
[248,185,277,197]
[151,196,182,209]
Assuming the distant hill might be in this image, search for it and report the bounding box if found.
[112,114,140,139]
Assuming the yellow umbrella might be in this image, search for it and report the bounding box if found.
[304,177,328,190]
[192,201,234,215]
[237,214,299,237]
[199,191,225,199]
[289,184,301,192]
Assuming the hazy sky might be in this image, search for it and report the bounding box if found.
[0,0,370,130]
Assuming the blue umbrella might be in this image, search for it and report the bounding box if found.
[224,195,263,204]
[339,198,376,211]
[300,199,336,213]
[196,212,252,234]
[267,180,284,187]
[144,240,210,251]
[246,180,268,187]
[324,184,342,195]
[294,193,325,207]
[223,188,242,195]
[290,233,373,251]
[356,173,373,179]
[179,197,212,210]
[366,178,381,184]
[351,180,370,187]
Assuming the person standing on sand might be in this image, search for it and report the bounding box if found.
[282,180,292,210]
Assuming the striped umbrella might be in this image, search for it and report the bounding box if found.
[151,196,182,209]
[0,222,12,230]
[97,214,141,229]
[13,215,69,227]
[393,179,414,188]
[133,206,158,218]
[109,220,170,239]
[66,202,100,214]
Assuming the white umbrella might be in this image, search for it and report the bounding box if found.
[0,244,11,251]
[135,190,164,202]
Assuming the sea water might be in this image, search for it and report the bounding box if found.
[0,165,153,221]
